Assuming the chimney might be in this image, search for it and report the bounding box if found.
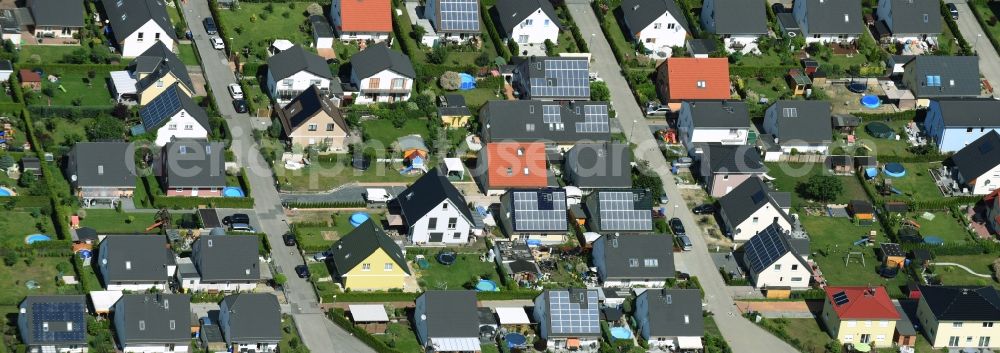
[632,4,639,11]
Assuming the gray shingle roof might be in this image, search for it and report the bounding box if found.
[67,142,137,188]
[28,0,84,27]
[267,45,333,81]
[932,98,1000,127]
[565,142,632,188]
[192,236,260,282]
[116,294,190,344]
[948,131,1000,181]
[100,0,176,43]
[766,100,833,145]
[708,0,767,34]
[275,85,348,134]
[883,0,942,35]
[905,56,981,98]
[620,0,689,36]
[918,285,1000,321]
[718,177,792,228]
[219,294,281,343]
[162,139,226,189]
[394,167,475,224]
[100,235,173,283]
[329,219,410,276]
[479,100,612,144]
[133,41,194,93]
[350,43,415,79]
[797,0,862,35]
[20,295,88,346]
[698,144,767,175]
[595,234,675,281]
[309,15,334,38]
[491,0,560,36]
[419,291,479,339]
[686,101,750,128]
[637,289,703,337]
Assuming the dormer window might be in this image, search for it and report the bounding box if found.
[696,80,706,88]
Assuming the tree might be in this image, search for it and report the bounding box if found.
[474,51,490,66]
[796,174,843,202]
[590,81,610,101]
[439,71,462,91]
[112,103,130,119]
[0,154,13,170]
[412,24,426,42]
[274,273,287,286]
[507,39,519,56]
[87,116,127,140]
[3,251,17,266]
[427,45,449,64]
[306,3,323,16]
[544,39,557,56]
[18,171,36,188]
[269,117,284,138]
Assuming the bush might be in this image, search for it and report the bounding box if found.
[306,3,323,16]
[796,175,843,202]
[439,71,461,91]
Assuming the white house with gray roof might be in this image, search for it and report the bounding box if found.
[139,84,209,146]
[763,100,833,155]
[718,177,793,242]
[26,0,85,40]
[634,289,704,350]
[266,45,334,106]
[67,142,137,206]
[701,0,767,54]
[741,224,812,289]
[924,98,1000,152]
[697,144,768,197]
[100,0,176,57]
[113,294,190,353]
[901,56,981,104]
[944,131,1000,195]
[678,101,750,152]
[491,0,560,45]
[348,43,415,104]
[793,0,863,43]
[219,294,281,353]
[390,168,476,245]
[180,236,260,292]
[98,235,176,291]
[414,291,480,352]
[592,234,675,288]
[619,0,689,55]
[876,0,942,43]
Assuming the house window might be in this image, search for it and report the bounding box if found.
[860,334,871,343]
[447,218,457,229]
[524,19,533,26]
[774,264,781,270]
[752,217,759,224]
[879,320,889,327]
[362,263,371,271]
[949,336,960,346]
[442,203,449,210]
[791,264,798,270]
[729,129,739,134]
[791,277,803,281]
[813,34,820,39]
[326,123,335,131]
[137,32,144,41]
[864,321,872,327]
[368,78,380,89]
[168,124,177,130]
[846,321,857,327]
[968,336,975,344]
[981,337,992,347]
[544,19,550,26]
[428,218,438,229]
[156,80,164,87]
[645,38,655,43]
[844,335,854,342]
[985,322,995,328]
[384,263,393,271]
[184,125,193,130]
[391,78,405,89]
[155,32,160,40]
[644,258,658,267]
[667,23,675,29]
[282,79,293,87]
[629,258,639,267]
[308,124,318,131]
[310,79,321,86]
[968,128,975,133]
[452,232,461,239]
[876,335,885,342]
[653,23,662,29]
[954,322,964,328]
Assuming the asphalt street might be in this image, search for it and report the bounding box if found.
[945,0,1000,98]
[565,3,800,352]
[177,1,374,352]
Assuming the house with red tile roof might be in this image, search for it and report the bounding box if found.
[654,58,731,111]
[329,0,392,42]
[820,286,900,348]
[476,142,549,196]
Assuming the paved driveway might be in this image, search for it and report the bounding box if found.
[945,0,1000,97]
[177,1,374,352]
[566,3,799,352]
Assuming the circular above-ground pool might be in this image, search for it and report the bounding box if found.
[349,212,370,228]
[222,187,244,197]
[437,252,457,265]
[848,82,868,93]
[459,73,476,90]
[924,236,944,246]
[0,186,14,196]
[866,122,895,139]
[883,163,907,178]
[505,333,527,348]
[475,279,499,292]
[25,234,51,244]
[861,95,882,109]
[610,327,632,340]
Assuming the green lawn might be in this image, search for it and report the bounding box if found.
[933,255,999,288]
[756,318,834,353]
[216,2,314,63]
[279,314,311,353]
[294,212,385,252]
[800,215,910,297]
[0,209,56,248]
[25,70,115,106]
[738,74,793,104]
[971,1,1000,52]
[0,256,79,305]
[901,211,972,245]
[764,162,869,207]
[19,46,86,64]
[276,157,426,192]
[375,323,422,353]
[361,119,431,146]
[392,5,427,63]
[78,209,160,234]
[411,251,500,290]
[177,43,200,66]
[854,120,913,157]
[879,163,944,202]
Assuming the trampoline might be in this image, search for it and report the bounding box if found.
[883,163,906,178]
[0,186,14,196]
[459,73,476,90]
[349,212,370,228]
[610,327,632,340]
[475,279,499,292]
[505,333,528,348]
[865,122,895,139]
[860,95,881,109]
[437,252,457,265]
[352,155,371,171]
[897,226,922,243]
[848,82,868,93]
[25,234,51,244]
[222,187,245,197]
[924,236,944,246]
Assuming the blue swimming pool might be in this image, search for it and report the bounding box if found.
[459,73,476,90]
[222,187,244,197]
[25,234,51,244]
[475,279,499,292]
[0,187,13,196]
[349,212,370,228]
[861,95,881,109]
[609,327,632,340]
[884,163,906,178]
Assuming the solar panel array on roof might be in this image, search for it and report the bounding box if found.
[439,0,479,32]
[832,291,850,306]
[140,85,181,129]
[512,191,567,231]
[542,105,562,124]
[531,59,590,98]
[743,226,790,274]
[598,191,652,231]
[750,190,767,205]
[32,302,85,343]
[549,290,600,335]
[576,105,609,133]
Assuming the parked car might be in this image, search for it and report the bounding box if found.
[659,194,669,205]
[283,232,297,246]
[203,18,218,35]
[227,83,244,99]
[692,204,716,215]
[678,235,693,251]
[232,98,248,113]
[230,223,255,233]
[672,157,693,168]
[211,37,225,50]
[295,265,310,278]
[224,213,250,225]
[645,102,670,117]
[947,3,958,19]
[669,217,686,236]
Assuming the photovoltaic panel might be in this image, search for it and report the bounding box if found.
[548,290,600,335]
[140,85,182,130]
[31,302,86,343]
[530,59,590,98]
[439,0,479,32]
[542,105,562,124]
[576,105,609,133]
[743,225,789,275]
[512,190,567,232]
[832,291,850,306]
[598,191,652,231]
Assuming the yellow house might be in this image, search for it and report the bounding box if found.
[328,219,410,291]
[915,285,1000,349]
[438,94,471,129]
[133,41,195,105]
[820,286,899,348]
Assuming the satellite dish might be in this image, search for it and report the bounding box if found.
[788,31,797,37]
[71,175,77,182]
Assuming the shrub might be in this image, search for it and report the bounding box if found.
[306,3,323,16]
[439,71,461,91]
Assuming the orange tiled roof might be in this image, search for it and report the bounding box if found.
[826,286,901,320]
[486,142,548,189]
[339,0,392,33]
[664,58,731,101]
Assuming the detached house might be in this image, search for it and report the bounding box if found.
[328,219,411,291]
[67,142,137,206]
[492,0,560,46]
[718,177,793,242]
[592,234,675,288]
[266,45,333,106]
[424,0,482,43]
[697,144,768,198]
[944,131,1000,195]
[583,189,654,233]
[100,0,176,57]
[182,236,260,292]
[479,100,611,150]
[741,224,812,289]
[349,43,415,104]
[98,235,175,291]
[160,139,226,197]
[701,0,767,54]
[329,0,392,42]
[762,100,834,155]
[414,291,481,352]
[634,289,705,350]
[619,0,689,55]
[219,294,281,353]
[793,0,863,43]
[512,56,591,101]
[26,0,85,41]
[139,84,210,146]
[876,0,942,43]
[924,98,1000,152]
[476,142,549,196]
[677,101,750,151]
[901,56,981,104]
[655,58,731,111]
[390,168,476,245]
[915,285,1000,349]
[275,86,350,152]
[820,286,900,347]
[19,296,88,353]
[131,41,195,105]
[533,289,601,350]
[113,294,190,353]
[499,188,569,244]
[564,142,633,189]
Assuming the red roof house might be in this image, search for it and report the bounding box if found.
[824,286,900,320]
[655,58,731,110]
[478,142,548,195]
[19,69,41,91]
[334,0,392,34]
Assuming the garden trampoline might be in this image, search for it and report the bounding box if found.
[437,252,457,265]
[883,163,906,178]
[865,122,895,139]
[848,81,868,93]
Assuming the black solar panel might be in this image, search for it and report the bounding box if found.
[549,290,600,335]
[832,291,850,306]
[140,85,182,130]
[743,225,790,274]
[31,302,86,343]
[512,190,567,232]
[530,59,590,98]
[598,191,652,231]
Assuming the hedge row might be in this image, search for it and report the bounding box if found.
[944,0,975,55]
[730,65,797,78]
[25,63,128,75]
[853,110,917,122]
[560,4,590,53]
[28,105,115,119]
[19,108,74,241]
[334,289,542,302]
[152,195,255,209]
[283,201,366,209]
[877,154,947,163]
[328,309,407,353]
[481,2,511,62]
[902,241,1000,256]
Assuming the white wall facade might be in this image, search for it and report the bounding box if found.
[350,68,413,104]
[267,70,332,106]
[328,0,390,42]
[730,206,793,242]
[752,253,811,289]
[178,277,257,292]
[966,164,1000,195]
[153,110,209,146]
[408,199,473,245]
[509,10,558,45]
[120,20,174,58]
[120,344,189,353]
[602,279,667,288]
[635,12,687,53]
[793,1,859,44]
[678,105,749,151]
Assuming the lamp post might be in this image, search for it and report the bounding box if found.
[629,119,637,140]
[671,204,679,218]
[976,34,982,54]
[590,33,595,50]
